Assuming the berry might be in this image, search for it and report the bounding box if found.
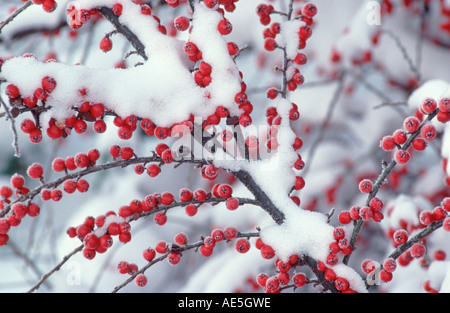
[420,124,437,141]
[335,277,350,291]
[154,212,167,225]
[383,258,397,273]
[338,211,352,224]
[27,163,44,179]
[379,269,393,282]
[410,243,426,258]
[235,239,250,253]
[185,204,198,217]
[421,98,437,114]
[147,164,161,177]
[226,197,239,210]
[292,273,307,288]
[135,274,148,287]
[394,150,411,165]
[359,179,373,193]
[439,97,450,112]
[419,210,434,226]
[174,232,188,246]
[264,38,277,51]
[143,248,156,262]
[100,37,113,52]
[302,3,317,18]
[393,229,408,245]
[393,129,408,145]
[403,116,420,133]
[6,84,20,98]
[168,252,181,265]
[260,244,275,259]
[174,16,190,31]
[224,226,238,240]
[218,19,233,35]
[112,3,123,16]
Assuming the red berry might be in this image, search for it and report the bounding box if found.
[218,19,233,35]
[185,204,198,217]
[302,3,317,18]
[338,211,352,224]
[393,229,408,245]
[260,244,275,259]
[135,274,148,287]
[168,252,181,265]
[379,269,393,282]
[100,37,113,52]
[147,164,161,177]
[420,124,437,141]
[393,129,408,145]
[83,248,96,260]
[265,276,280,293]
[335,277,350,291]
[394,150,411,165]
[439,97,450,113]
[264,38,277,51]
[359,179,373,193]
[421,98,437,114]
[174,232,188,246]
[112,3,123,16]
[226,197,240,210]
[419,210,434,226]
[143,248,156,262]
[42,76,57,93]
[174,16,190,31]
[200,245,214,257]
[154,212,167,225]
[224,226,238,240]
[383,258,397,273]
[411,243,426,258]
[6,84,20,98]
[403,116,420,133]
[292,273,307,287]
[27,163,44,179]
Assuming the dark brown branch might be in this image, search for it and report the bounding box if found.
[98,7,148,61]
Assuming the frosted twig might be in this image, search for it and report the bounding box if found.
[0,95,21,157]
[302,73,346,177]
[381,28,421,83]
[0,0,33,34]
[27,244,84,293]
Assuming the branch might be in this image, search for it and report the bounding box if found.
[27,244,84,293]
[0,95,20,157]
[98,7,148,61]
[0,1,33,34]
[343,108,440,265]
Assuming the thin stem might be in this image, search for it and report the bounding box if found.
[27,244,84,293]
[0,1,33,34]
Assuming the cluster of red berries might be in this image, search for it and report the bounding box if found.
[381,97,448,166]
[67,212,132,260]
[30,0,57,13]
[255,240,356,293]
[338,180,385,224]
[0,171,42,246]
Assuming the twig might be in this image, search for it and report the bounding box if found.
[343,108,440,265]
[0,95,21,157]
[98,7,148,61]
[302,73,346,177]
[27,244,84,293]
[0,1,33,34]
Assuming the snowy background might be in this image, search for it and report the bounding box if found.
[0,0,450,293]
